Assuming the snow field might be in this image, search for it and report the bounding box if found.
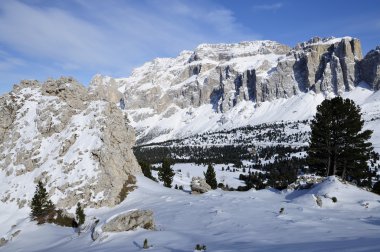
[3,175,380,251]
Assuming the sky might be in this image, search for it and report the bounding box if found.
[0,0,379,95]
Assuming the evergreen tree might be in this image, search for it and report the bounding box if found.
[30,181,55,224]
[158,158,175,188]
[308,97,373,181]
[139,161,156,181]
[204,164,217,189]
[75,202,86,225]
[373,181,380,195]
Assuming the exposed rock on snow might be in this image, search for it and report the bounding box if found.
[0,229,21,247]
[190,177,212,194]
[287,175,324,190]
[315,195,323,207]
[101,210,155,233]
[0,77,140,209]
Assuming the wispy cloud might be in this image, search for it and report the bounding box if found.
[253,3,283,11]
[0,0,259,86]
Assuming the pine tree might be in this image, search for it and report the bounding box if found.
[204,164,217,189]
[158,158,175,188]
[308,97,373,181]
[30,181,55,224]
[75,202,86,226]
[139,161,156,181]
[373,181,380,195]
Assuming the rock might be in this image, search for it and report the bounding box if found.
[59,134,77,156]
[287,175,323,190]
[190,177,211,194]
[0,237,7,247]
[89,74,124,104]
[101,210,155,233]
[0,78,141,209]
[91,37,373,144]
[360,46,380,91]
[316,195,323,207]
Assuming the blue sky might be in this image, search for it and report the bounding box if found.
[1,0,379,95]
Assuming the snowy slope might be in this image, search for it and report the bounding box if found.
[2,174,380,251]
[132,84,380,155]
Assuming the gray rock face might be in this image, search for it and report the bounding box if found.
[190,177,212,194]
[94,37,366,115]
[89,74,124,104]
[290,37,362,95]
[88,37,379,144]
[0,77,140,209]
[361,46,380,91]
[102,210,155,232]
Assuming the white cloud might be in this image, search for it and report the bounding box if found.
[0,1,108,66]
[0,0,259,84]
[253,3,283,11]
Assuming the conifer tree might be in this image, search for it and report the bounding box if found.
[75,202,86,226]
[308,97,373,181]
[204,164,217,189]
[30,181,55,224]
[139,161,156,181]
[158,158,175,188]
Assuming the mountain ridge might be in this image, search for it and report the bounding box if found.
[89,36,380,145]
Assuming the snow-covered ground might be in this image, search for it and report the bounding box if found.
[2,172,380,251]
[152,163,255,189]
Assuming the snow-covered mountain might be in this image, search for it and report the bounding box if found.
[1,37,380,251]
[0,77,140,210]
[90,37,380,146]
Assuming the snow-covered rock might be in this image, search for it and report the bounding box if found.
[101,210,155,233]
[0,77,140,209]
[190,176,212,194]
[90,37,380,145]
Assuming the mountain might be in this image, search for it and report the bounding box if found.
[90,37,380,145]
[0,77,140,210]
[1,37,380,251]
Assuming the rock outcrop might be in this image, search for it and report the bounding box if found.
[89,74,124,104]
[89,37,380,144]
[190,177,212,194]
[92,37,366,114]
[361,46,380,91]
[101,210,155,233]
[0,77,140,209]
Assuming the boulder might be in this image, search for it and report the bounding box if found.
[190,177,212,194]
[102,210,155,232]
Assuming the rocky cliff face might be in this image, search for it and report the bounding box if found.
[89,37,379,144]
[0,77,140,209]
[361,46,380,91]
[92,37,365,113]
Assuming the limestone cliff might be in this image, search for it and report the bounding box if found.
[0,77,140,209]
[88,37,379,144]
[361,46,380,91]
